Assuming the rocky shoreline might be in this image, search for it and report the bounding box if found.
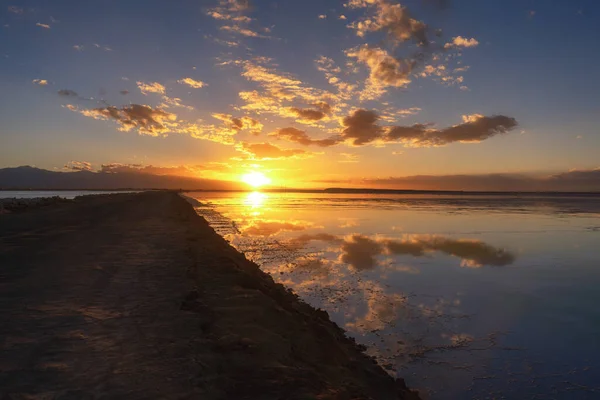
[0,196,71,214]
[0,191,420,399]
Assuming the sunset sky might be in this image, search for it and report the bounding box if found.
[1,0,599,189]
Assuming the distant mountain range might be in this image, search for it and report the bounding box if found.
[0,166,245,190]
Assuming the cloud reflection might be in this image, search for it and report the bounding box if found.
[287,233,515,270]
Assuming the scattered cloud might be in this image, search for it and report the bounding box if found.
[178,77,206,89]
[346,45,414,99]
[269,127,340,147]
[238,142,310,160]
[64,161,92,172]
[212,113,263,135]
[98,163,208,177]
[7,6,24,14]
[220,24,266,38]
[57,89,78,97]
[444,36,479,49]
[137,81,166,95]
[340,109,518,146]
[347,0,429,46]
[317,168,600,192]
[32,79,48,86]
[119,90,129,95]
[36,23,51,29]
[70,104,177,136]
[318,14,327,20]
[339,152,360,163]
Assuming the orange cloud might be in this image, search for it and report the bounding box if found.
[178,77,206,89]
[340,109,518,146]
[64,161,92,171]
[347,0,429,46]
[445,36,479,49]
[270,127,339,147]
[136,81,166,95]
[346,45,414,99]
[74,104,177,136]
[212,113,263,135]
[238,142,310,160]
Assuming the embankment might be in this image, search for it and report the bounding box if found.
[0,191,419,399]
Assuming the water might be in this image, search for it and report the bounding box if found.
[185,191,600,399]
[0,190,138,199]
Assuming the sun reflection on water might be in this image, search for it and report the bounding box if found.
[244,191,268,211]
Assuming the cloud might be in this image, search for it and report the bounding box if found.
[340,109,518,146]
[208,0,273,41]
[57,89,78,97]
[220,24,266,38]
[98,163,208,177]
[318,168,600,192]
[347,0,429,46]
[32,79,48,86]
[73,104,177,136]
[119,90,129,95]
[346,45,414,99]
[212,113,263,135]
[269,127,340,147]
[64,161,92,172]
[8,6,24,14]
[318,14,327,19]
[341,109,384,145]
[287,107,326,121]
[238,142,309,160]
[237,59,338,120]
[178,77,206,89]
[444,36,479,49]
[36,23,51,29]
[73,45,84,51]
[136,81,166,95]
[339,153,360,163]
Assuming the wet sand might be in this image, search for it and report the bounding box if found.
[0,191,419,399]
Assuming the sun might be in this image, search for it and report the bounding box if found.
[242,171,271,188]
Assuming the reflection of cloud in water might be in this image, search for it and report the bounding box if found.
[346,284,408,332]
[340,235,384,270]
[287,233,515,270]
[338,217,360,228]
[293,257,331,278]
[241,219,315,236]
[286,233,341,248]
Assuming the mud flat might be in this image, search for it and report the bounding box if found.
[0,191,420,399]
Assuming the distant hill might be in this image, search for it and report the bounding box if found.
[0,166,244,190]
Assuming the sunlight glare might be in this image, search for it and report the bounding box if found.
[244,191,267,209]
[242,171,271,188]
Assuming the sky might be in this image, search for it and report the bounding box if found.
[1,0,599,190]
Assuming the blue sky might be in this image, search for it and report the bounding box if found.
[0,0,599,189]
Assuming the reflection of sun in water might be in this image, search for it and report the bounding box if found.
[244,191,267,209]
[242,171,271,188]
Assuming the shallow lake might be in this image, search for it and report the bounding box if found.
[187,191,600,399]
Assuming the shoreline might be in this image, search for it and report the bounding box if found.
[0,191,420,399]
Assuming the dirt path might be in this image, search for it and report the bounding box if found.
[0,192,419,399]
